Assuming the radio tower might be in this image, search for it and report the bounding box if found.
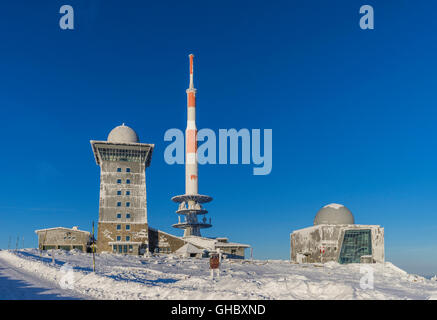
[172,54,212,237]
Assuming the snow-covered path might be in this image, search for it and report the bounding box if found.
[0,253,86,300]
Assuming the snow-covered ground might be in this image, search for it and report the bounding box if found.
[0,251,86,300]
[1,249,437,300]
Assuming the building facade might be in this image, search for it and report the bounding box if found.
[35,227,91,252]
[91,124,154,255]
[290,203,384,264]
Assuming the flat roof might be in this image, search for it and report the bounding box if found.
[35,227,90,235]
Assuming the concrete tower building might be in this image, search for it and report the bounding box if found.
[172,54,213,237]
[91,124,154,254]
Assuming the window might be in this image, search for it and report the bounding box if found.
[126,236,130,241]
[113,245,117,253]
[126,213,131,219]
[118,245,122,253]
[126,179,131,184]
[117,213,122,219]
[116,225,121,230]
[126,202,130,207]
[339,229,372,264]
[97,148,148,162]
[126,190,130,196]
[117,190,122,196]
[117,179,122,184]
[123,245,127,253]
[129,245,133,252]
[126,225,131,230]
[126,168,131,173]
[116,236,121,241]
[117,202,121,207]
[117,168,122,172]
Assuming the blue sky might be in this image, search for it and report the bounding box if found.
[0,1,437,275]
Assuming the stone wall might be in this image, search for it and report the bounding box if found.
[148,229,186,253]
[97,222,148,253]
[290,224,384,264]
[36,228,90,252]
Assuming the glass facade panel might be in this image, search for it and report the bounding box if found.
[339,229,372,264]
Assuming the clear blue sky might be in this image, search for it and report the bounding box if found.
[0,1,436,275]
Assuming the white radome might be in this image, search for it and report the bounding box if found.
[313,203,355,225]
[107,124,139,143]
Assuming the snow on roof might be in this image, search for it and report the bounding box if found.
[291,224,383,236]
[152,228,184,240]
[34,227,90,235]
[175,243,204,255]
[147,229,251,250]
[183,236,216,250]
[184,236,250,250]
[323,203,344,210]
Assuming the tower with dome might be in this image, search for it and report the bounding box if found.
[90,124,154,254]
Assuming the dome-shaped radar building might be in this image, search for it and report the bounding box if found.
[290,203,384,264]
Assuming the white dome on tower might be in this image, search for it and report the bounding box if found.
[107,124,139,143]
[313,203,354,225]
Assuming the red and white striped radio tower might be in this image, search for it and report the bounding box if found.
[172,54,212,237]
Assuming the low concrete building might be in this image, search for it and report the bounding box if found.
[290,203,384,264]
[182,236,250,259]
[35,227,91,252]
[148,228,249,259]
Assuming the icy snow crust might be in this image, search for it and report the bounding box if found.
[323,203,344,210]
[1,249,437,300]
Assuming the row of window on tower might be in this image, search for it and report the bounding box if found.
[117,190,130,196]
[117,213,131,219]
[116,235,131,241]
[117,179,131,184]
[117,167,131,173]
[117,202,131,207]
